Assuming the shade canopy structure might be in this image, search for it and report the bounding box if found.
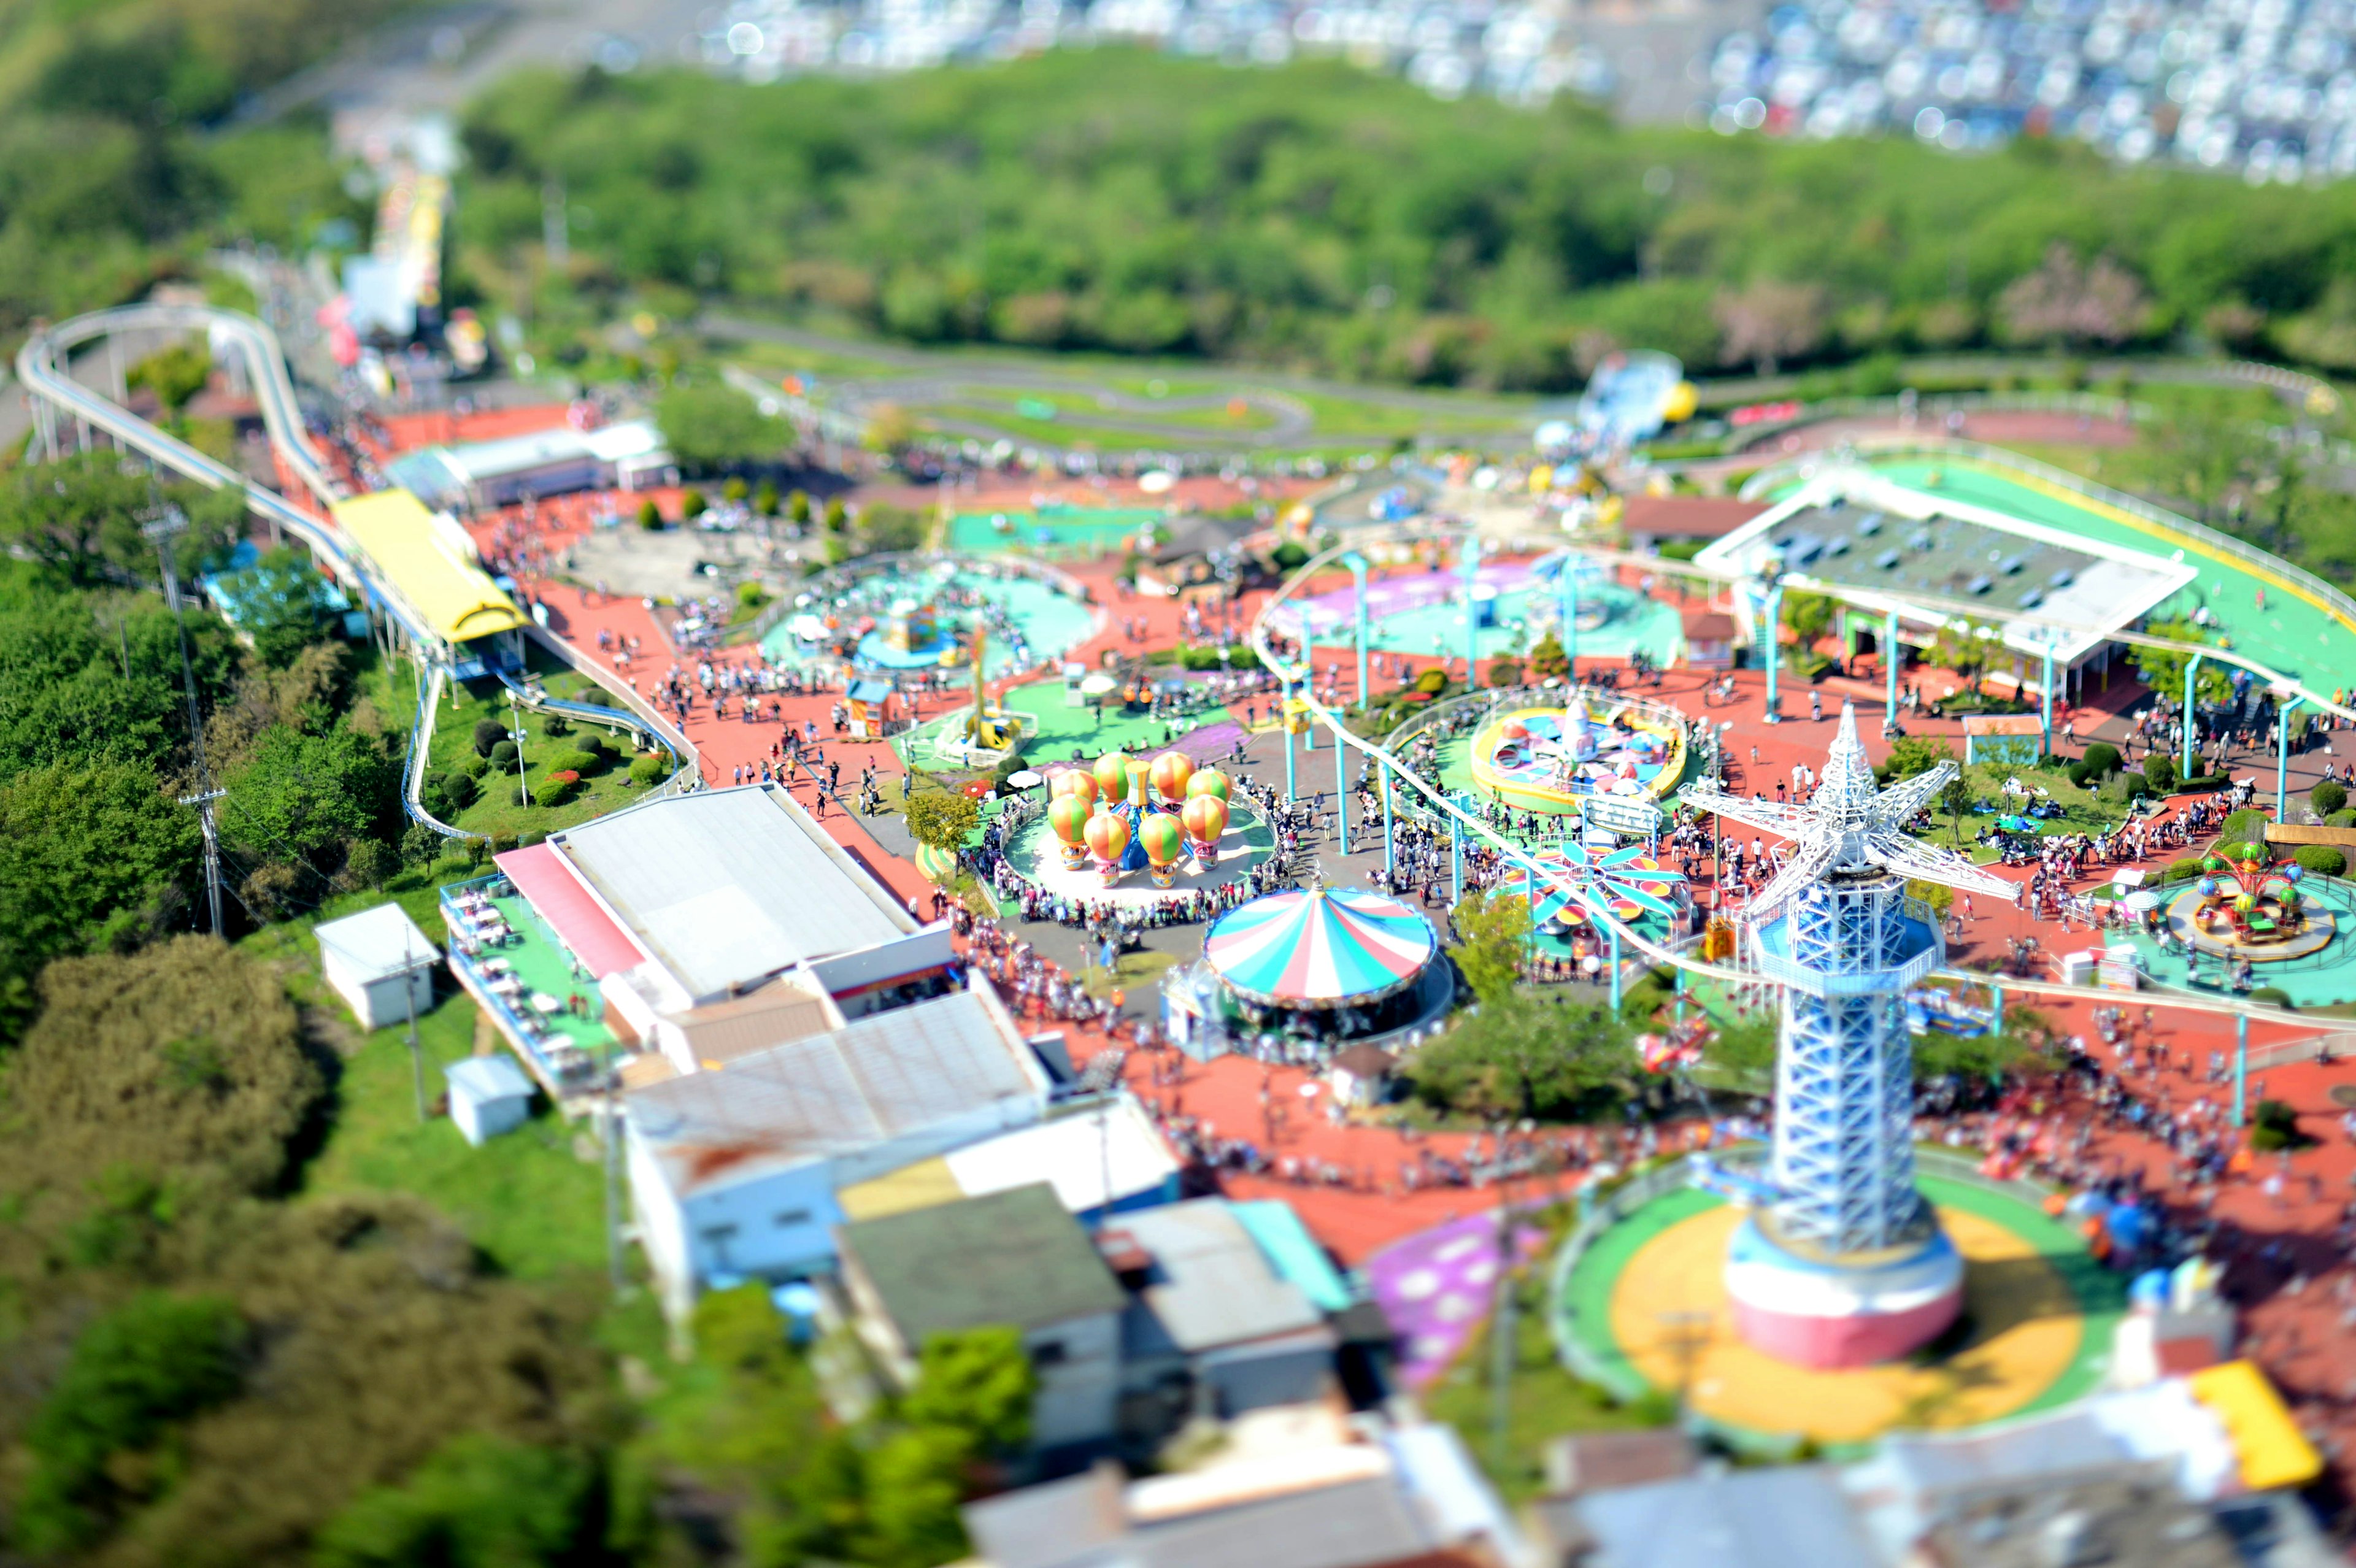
[1203,886,1438,1008]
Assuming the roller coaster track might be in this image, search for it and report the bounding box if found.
[18,303,704,832]
[1250,526,2331,1036]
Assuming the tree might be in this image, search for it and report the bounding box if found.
[313,1434,602,1568]
[216,546,336,667]
[904,1327,1034,1456]
[1449,890,1530,1005]
[127,340,212,418]
[1525,632,1568,680]
[0,455,243,591]
[903,790,980,852]
[1780,589,1836,647]
[1996,245,2150,347]
[0,759,199,1039]
[0,937,324,1200]
[221,722,396,865]
[15,1292,246,1554]
[860,503,930,555]
[0,587,236,780]
[1406,993,1633,1121]
[856,1426,971,1568]
[1880,735,1954,781]
[654,381,780,474]
[2128,618,2233,707]
[1712,280,1827,374]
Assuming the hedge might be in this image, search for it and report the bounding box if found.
[2315,779,2350,817]
[2141,755,2177,794]
[2219,809,2271,844]
[2164,858,2204,883]
[2294,844,2347,877]
[629,755,669,786]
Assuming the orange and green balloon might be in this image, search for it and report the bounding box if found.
[1084,809,1132,863]
[1049,794,1091,845]
[1186,767,1231,803]
[1139,813,1183,866]
[1180,794,1229,845]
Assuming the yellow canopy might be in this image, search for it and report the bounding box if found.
[331,488,525,646]
[2189,1359,2323,1492]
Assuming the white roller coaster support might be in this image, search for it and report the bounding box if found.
[1250,527,2334,1037]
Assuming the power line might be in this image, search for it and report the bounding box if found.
[140,500,226,936]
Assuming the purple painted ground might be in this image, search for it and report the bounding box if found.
[1363,1211,1548,1389]
[1273,565,1545,640]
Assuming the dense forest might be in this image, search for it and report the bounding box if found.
[456,51,2356,389]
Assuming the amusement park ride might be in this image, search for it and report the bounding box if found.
[1682,703,2019,1369]
[1047,751,1234,888]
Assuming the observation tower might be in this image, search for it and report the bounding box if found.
[1682,704,2017,1368]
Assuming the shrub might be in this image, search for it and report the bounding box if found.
[456,751,489,780]
[2314,779,2349,817]
[629,755,668,786]
[2141,754,2177,794]
[722,476,750,503]
[488,740,518,769]
[2295,844,2347,877]
[2330,809,2356,829]
[2165,858,2204,883]
[736,579,768,609]
[755,480,780,515]
[2079,742,2121,776]
[680,488,708,519]
[538,771,580,807]
[637,498,663,530]
[1269,541,1309,571]
[544,749,601,778]
[437,771,478,811]
[472,720,505,757]
[1486,659,1522,688]
[2220,840,2266,863]
[2222,808,2271,840]
[1414,666,1450,695]
[2114,772,2149,800]
[2249,986,2293,1009]
[538,712,570,738]
[2249,1098,2303,1152]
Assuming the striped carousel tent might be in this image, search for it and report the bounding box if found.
[1203,886,1438,1008]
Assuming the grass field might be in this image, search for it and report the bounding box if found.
[424,655,679,840]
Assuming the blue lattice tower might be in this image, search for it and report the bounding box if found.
[1683,703,2015,1367]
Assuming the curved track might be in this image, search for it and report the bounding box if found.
[1249,527,2325,1034]
[18,303,704,832]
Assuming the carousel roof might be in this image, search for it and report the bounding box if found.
[1203,886,1438,1008]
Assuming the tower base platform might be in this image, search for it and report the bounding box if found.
[1725,1217,1964,1369]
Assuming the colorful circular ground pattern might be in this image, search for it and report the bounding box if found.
[1468,703,1687,815]
[1562,1175,2119,1447]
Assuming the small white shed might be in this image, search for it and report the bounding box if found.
[444,1055,537,1145]
[317,903,439,1031]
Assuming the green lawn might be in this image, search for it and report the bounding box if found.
[1910,759,2132,863]
[241,877,616,1285]
[427,656,677,839]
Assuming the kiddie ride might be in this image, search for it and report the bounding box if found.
[1047,751,1234,890]
[2187,856,2311,949]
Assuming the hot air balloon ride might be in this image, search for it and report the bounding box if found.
[1180,794,1229,869]
[1150,750,1195,804]
[1084,809,1133,885]
[1048,793,1092,870]
[1093,751,1133,802]
[1139,813,1184,888]
[1052,769,1098,807]
[1186,767,1231,804]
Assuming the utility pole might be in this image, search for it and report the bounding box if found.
[143,504,226,935]
[403,926,426,1123]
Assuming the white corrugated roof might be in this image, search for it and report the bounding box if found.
[626,989,1041,1196]
[555,785,914,1000]
[317,902,437,983]
[944,1097,1177,1212]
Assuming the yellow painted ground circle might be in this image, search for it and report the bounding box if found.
[1608,1205,2084,1443]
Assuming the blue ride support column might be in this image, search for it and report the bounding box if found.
[1342,551,1371,712]
[1460,536,1481,683]
[1283,682,1297,802]
[1450,812,1463,904]
[2235,1012,2249,1126]
[1761,577,1785,724]
[2182,653,2203,779]
[1607,923,1621,1010]
[1335,728,1350,856]
[2278,695,2304,820]
[1884,608,1900,731]
[1381,759,1396,878]
[2039,641,2056,758]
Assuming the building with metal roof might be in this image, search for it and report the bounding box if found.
[329,488,525,655]
[554,783,923,1007]
[625,982,1052,1321]
[838,1183,1129,1454]
[384,419,674,512]
[1695,466,2199,689]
